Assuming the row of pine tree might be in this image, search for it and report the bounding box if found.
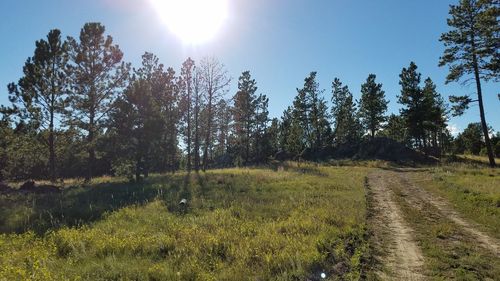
[1,0,498,181]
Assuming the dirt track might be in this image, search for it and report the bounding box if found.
[367,169,500,280]
[399,172,500,257]
[368,170,425,280]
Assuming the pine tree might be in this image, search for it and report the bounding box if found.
[331,78,362,145]
[6,29,69,182]
[359,74,388,138]
[381,114,408,144]
[110,79,162,181]
[422,78,448,154]
[179,58,195,172]
[109,52,173,181]
[254,93,270,163]
[398,62,426,148]
[67,23,130,180]
[439,0,498,167]
[292,72,331,155]
[214,99,232,166]
[232,71,258,165]
[263,118,280,159]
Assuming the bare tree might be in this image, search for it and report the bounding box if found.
[199,57,231,171]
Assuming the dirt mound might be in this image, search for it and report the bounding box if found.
[19,180,61,194]
[333,137,437,164]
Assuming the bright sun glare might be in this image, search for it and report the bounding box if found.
[150,0,228,44]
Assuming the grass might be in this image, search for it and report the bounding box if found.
[416,166,500,239]
[389,177,500,280]
[0,164,371,281]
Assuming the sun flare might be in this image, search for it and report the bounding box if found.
[150,0,228,44]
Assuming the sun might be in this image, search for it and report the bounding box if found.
[150,0,228,44]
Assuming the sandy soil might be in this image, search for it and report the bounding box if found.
[367,170,426,280]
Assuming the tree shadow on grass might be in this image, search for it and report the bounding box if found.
[0,174,185,235]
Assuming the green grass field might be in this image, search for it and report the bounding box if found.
[0,164,371,281]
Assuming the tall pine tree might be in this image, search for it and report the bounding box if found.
[359,74,388,138]
[67,23,130,180]
[398,62,426,148]
[331,78,362,145]
[7,29,69,182]
[439,0,498,167]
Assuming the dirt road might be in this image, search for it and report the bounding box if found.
[367,170,425,280]
[367,169,500,280]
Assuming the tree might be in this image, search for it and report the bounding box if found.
[253,93,270,162]
[291,72,331,156]
[110,79,162,181]
[455,123,485,154]
[199,57,230,171]
[331,78,362,145]
[108,52,167,181]
[0,118,12,181]
[179,58,195,172]
[232,71,258,165]
[277,107,302,157]
[381,114,408,144]
[439,0,498,167]
[214,99,232,167]
[422,78,448,154]
[192,67,203,171]
[6,29,69,182]
[398,62,426,148]
[359,74,388,138]
[67,23,130,180]
[263,118,280,159]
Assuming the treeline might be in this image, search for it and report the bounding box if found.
[0,22,448,181]
[1,0,498,181]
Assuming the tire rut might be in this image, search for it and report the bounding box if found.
[398,171,500,257]
[367,170,425,280]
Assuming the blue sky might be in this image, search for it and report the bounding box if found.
[0,0,498,133]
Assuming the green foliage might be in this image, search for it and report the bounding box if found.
[440,0,499,167]
[453,123,485,155]
[291,72,332,154]
[67,22,131,180]
[358,74,388,138]
[6,29,69,182]
[380,114,408,144]
[232,71,270,165]
[439,0,499,83]
[398,63,448,154]
[331,78,362,146]
[108,52,177,181]
[398,62,426,148]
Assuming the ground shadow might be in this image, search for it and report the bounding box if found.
[0,174,185,235]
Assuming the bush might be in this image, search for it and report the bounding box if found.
[112,160,136,181]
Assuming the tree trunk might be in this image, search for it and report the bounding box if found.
[87,113,95,182]
[187,102,191,172]
[246,125,250,166]
[49,111,56,183]
[473,54,496,167]
[194,102,200,172]
[186,80,192,172]
[203,92,213,172]
[135,157,141,182]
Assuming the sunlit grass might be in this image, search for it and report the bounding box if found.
[0,165,371,280]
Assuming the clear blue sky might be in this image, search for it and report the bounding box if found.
[1,0,498,133]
